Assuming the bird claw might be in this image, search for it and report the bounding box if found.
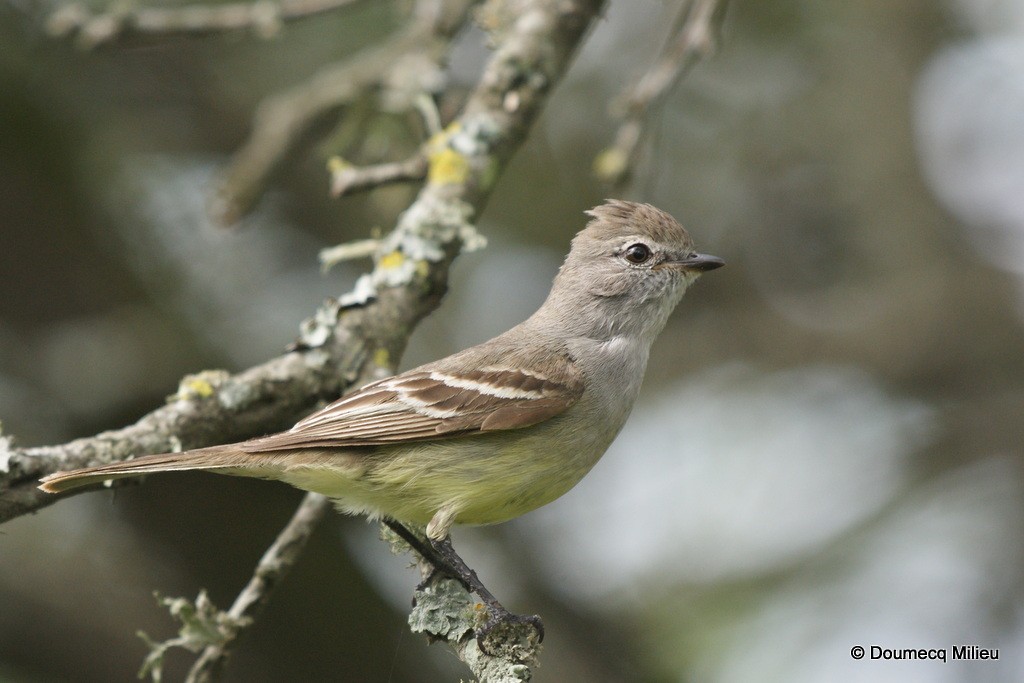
[475,607,544,653]
[384,521,543,650]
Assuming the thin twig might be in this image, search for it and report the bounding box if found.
[594,0,726,186]
[329,153,428,197]
[319,237,381,270]
[46,0,366,49]
[185,492,331,683]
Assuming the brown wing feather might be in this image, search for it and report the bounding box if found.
[242,356,583,453]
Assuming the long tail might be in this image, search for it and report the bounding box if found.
[38,445,260,494]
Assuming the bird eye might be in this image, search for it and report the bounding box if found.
[623,243,652,264]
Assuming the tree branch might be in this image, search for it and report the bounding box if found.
[185,492,331,683]
[0,266,447,524]
[594,0,726,185]
[328,153,428,197]
[46,0,367,49]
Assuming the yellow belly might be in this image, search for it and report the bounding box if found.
[275,425,607,529]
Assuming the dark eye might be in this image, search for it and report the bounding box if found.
[623,243,652,264]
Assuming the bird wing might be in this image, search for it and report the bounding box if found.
[240,356,584,453]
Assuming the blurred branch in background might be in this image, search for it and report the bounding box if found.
[328,152,428,197]
[46,0,367,49]
[594,0,727,186]
[211,0,475,225]
[0,0,607,679]
[184,492,329,682]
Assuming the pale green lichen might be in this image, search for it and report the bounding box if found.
[327,112,500,309]
[337,273,377,308]
[408,578,477,642]
[138,591,251,683]
[448,113,502,157]
[298,299,343,346]
[406,569,540,682]
[390,196,486,257]
[463,639,535,682]
[216,379,257,411]
[337,197,486,309]
[0,431,11,474]
[465,621,541,677]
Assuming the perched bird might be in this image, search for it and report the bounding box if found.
[40,199,724,640]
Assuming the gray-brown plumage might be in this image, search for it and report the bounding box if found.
[40,200,723,543]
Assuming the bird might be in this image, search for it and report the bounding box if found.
[40,199,724,642]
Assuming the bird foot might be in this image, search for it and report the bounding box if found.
[475,603,544,653]
[383,519,543,651]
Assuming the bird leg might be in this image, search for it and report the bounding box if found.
[383,519,464,593]
[428,533,545,646]
[383,520,544,647]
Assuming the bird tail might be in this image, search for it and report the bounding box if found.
[38,445,260,494]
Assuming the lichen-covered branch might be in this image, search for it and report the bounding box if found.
[384,527,542,683]
[46,0,366,49]
[594,0,726,185]
[184,492,331,683]
[0,273,446,524]
[137,591,254,681]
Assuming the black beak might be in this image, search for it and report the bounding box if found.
[675,253,725,272]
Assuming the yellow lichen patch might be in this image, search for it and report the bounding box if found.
[378,250,405,270]
[428,147,470,186]
[427,121,462,149]
[373,348,390,369]
[593,147,628,183]
[326,156,351,173]
[183,377,215,397]
[173,370,228,401]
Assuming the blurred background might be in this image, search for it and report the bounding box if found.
[3,0,1024,681]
